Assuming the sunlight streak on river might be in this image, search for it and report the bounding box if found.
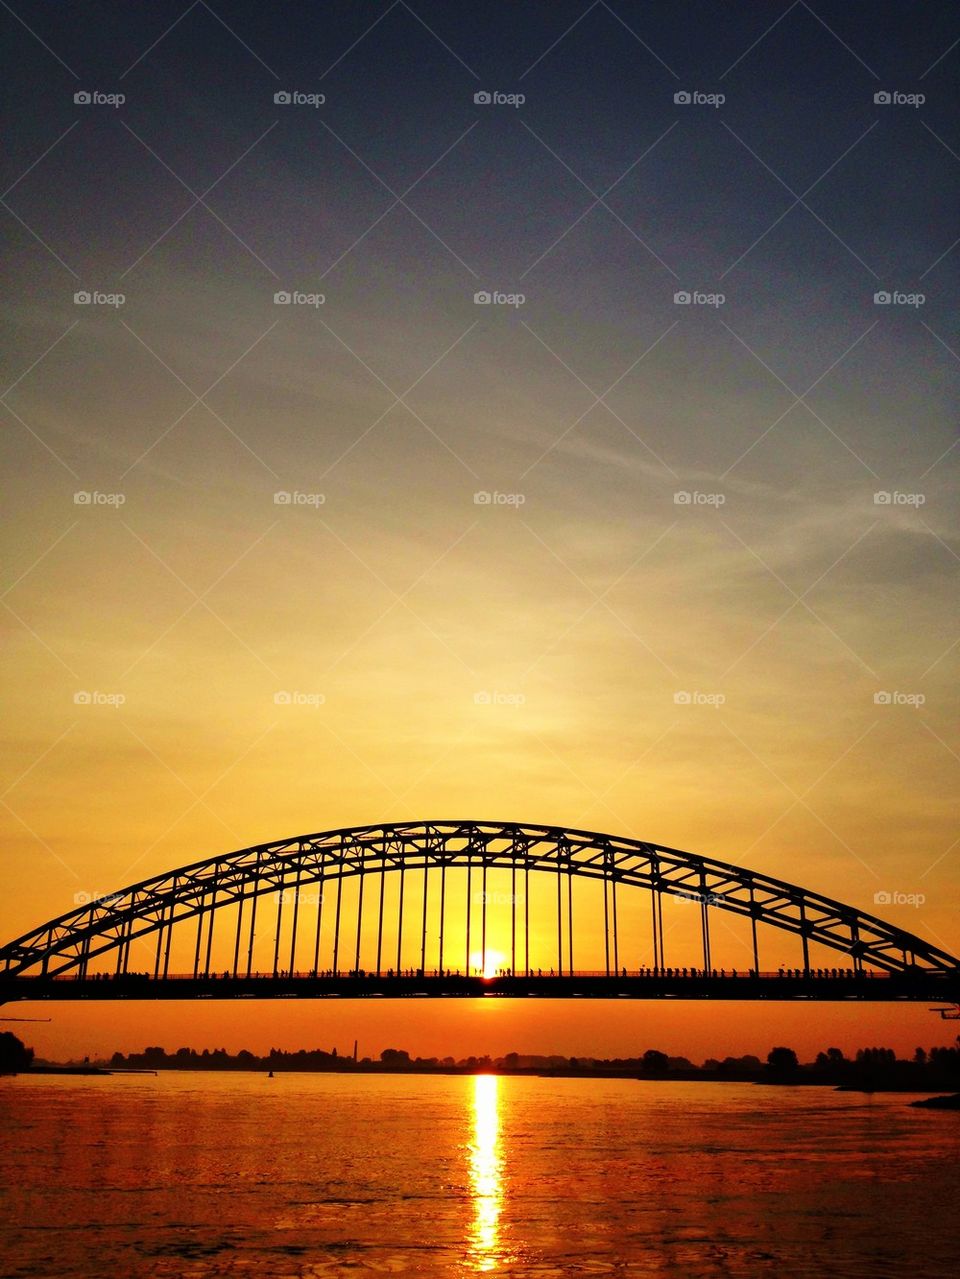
[467,1074,503,1270]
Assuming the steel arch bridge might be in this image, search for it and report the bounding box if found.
[2,821,958,1005]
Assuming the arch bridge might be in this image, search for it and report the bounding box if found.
[2,821,957,1004]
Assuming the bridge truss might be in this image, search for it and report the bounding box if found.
[1,823,957,1002]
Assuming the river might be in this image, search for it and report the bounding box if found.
[2,1073,958,1276]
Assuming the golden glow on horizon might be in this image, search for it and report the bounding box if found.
[468,1074,503,1270]
[470,949,505,979]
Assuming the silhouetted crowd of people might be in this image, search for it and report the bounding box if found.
[45,964,886,982]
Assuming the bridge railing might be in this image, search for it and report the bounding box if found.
[5,967,902,982]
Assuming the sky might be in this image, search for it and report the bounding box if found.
[1,0,958,1063]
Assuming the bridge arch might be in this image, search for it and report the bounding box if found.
[2,822,957,984]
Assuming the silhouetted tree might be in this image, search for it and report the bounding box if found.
[0,1032,34,1073]
[380,1048,410,1066]
[766,1046,799,1076]
[641,1049,669,1073]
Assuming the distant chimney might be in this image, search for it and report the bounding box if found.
[353,1038,358,1062]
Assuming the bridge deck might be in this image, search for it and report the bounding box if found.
[3,971,957,1004]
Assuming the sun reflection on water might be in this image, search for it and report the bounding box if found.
[468,1074,503,1270]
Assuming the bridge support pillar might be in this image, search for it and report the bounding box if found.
[800,901,810,975]
[397,857,406,974]
[272,886,283,977]
[289,866,303,976]
[439,858,446,975]
[420,860,428,976]
[203,888,217,978]
[355,858,365,975]
[510,863,516,976]
[465,859,471,975]
[155,905,166,979]
[567,864,574,977]
[247,881,259,977]
[603,855,610,977]
[524,861,530,976]
[481,861,487,977]
[556,861,563,975]
[611,872,618,975]
[332,858,343,976]
[232,890,244,978]
[194,894,205,978]
[701,899,711,972]
[376,859,386,976]
[699,872,711,973]
[312,853,324,976]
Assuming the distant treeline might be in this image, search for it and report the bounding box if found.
[105,1039,960,1089]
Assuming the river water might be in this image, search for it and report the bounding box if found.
[1,1073,958,1277]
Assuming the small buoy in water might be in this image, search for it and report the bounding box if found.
[268,1070,274,1079]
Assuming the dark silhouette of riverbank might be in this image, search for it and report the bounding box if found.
[87,1038,960,1092]
[10,1026,958,1094]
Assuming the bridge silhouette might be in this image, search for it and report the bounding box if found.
[2,822,958,1005]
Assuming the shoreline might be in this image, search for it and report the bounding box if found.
[13,1064,959,1095]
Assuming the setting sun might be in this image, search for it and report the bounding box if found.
[470,950,506,979]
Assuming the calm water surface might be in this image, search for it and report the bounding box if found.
[2,1073,958,1277]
